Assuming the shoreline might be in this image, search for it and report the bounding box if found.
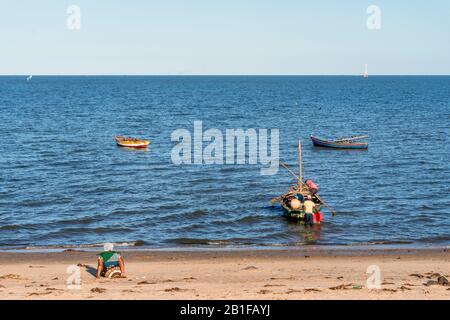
[0,247,448,262]
[1,241,448,254]
[0,247,448,299]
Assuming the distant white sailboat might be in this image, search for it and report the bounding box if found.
[26,75,33,81]
[363,64,369,78]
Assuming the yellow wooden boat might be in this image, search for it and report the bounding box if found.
[114,135,150,148]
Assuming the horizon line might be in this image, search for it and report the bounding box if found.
[1,74,450,77]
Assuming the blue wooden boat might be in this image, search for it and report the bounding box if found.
[310,135,368,149]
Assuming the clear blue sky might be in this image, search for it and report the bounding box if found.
[1,0,449,75]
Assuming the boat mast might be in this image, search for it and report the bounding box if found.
[298,140,302,192]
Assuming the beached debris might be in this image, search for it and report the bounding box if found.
[270,276,296,281]
[164,287,186,292]
[165,287,181,292]
[402,283,417,286]
[399,285,412,291]
[63,249,82,252]
[137,280,156,285]
[258,289,271,294]
[437,276,449,286]
[0,274,25,280]
[27,291,52,297]
[263,284,285,287]
[423,280,438,286]
[148,277,196,283]
[425,272,441,277]
[285,289,303,294]
[242,265,258,270]
[422,275,449,286]
[329,283,353,290]
[45,287,63,291]
[304,288,321,292]
[90,287,106,293]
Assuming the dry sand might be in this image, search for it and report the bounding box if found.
[0,248,448,300]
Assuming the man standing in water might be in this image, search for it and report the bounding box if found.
[96,243,126,278]
[303,195,316,226]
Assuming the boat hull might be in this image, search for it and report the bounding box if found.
[310,136,368,149]
[280,201,322,222]
[281,203,306,221]
[116,142,149,148]
[114,136,150,148]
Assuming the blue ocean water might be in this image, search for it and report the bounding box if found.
[0,76,448,249]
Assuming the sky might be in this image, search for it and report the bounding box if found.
[0,0,449,75]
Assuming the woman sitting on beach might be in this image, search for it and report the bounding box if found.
[96,243,126,278]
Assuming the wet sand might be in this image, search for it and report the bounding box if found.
[0,248,448,299]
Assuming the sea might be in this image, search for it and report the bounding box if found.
[0,76,448,250]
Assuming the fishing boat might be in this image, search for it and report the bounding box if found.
[278,185,325,222]
[271,140,335,223]
[114,136,150,148]
[310,135,368,149]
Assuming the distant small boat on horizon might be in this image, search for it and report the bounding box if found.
[26,75,33,81]
[363,64,369,78]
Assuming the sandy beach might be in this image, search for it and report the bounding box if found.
[0,248,448,300]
